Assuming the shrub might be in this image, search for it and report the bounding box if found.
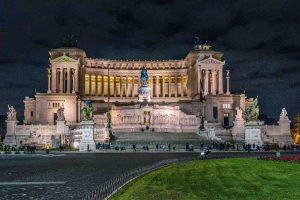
[258,156,300,163]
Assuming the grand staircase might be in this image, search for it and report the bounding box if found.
[113,131,207,143]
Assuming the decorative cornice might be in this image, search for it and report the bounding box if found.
[50,53,79,64]
[197,55,225,65]
[84,58,187,70]
[84,68,188,76]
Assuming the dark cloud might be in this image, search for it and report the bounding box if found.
[0,0,299,119]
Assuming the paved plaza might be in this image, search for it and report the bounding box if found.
[0,151,298,200]
[0,152,198,200]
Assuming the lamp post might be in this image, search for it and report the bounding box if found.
[106,64,112,142]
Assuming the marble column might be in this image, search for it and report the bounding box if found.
[226,70,231,95]
[218,69,223,94]
[120,76,123,97]
[181,75,184,97]
[47,68,51,94]
[51,67,56,93]
[212,70,216,95]
[114,75,117,97]
[132,76,135,97]
[126,75,129,97]
[60,68,63,93]
[175,75,178,97]
[156,75,159,97]
[67,68,71,93]
[101,75,104,97]
[108,74,110,97]
[74,69,78,92]
[168,75,171,97]
[162,76,165,97]
[198,69,201,95]
[95,75,99,96]
[89,74,91,96]
[204,70,209,95]
[72,69,75,93]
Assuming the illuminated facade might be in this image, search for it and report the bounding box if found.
[3,44,294,148]
[23,45,242,127]
[291,113,300,144]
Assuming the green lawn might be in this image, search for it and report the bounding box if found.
[110,158,300,200]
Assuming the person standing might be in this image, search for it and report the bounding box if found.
[45,144,50,154]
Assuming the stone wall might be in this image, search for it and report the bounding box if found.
[107,104,197,133]
[25,94,79,125]
[4,122,58,147]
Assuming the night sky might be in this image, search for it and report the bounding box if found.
[0,0,299,120]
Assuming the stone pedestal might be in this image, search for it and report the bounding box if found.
[56,120,66,134]
[103,127,111,143]
[79,120,96,151]
[245,121,264,148]
[4,120,18,146]
[56,120,70,146]
[232,120,245,142]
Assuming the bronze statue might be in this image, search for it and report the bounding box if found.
[245,97,260,122]
[81,101,93,121]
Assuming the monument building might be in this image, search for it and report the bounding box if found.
[3,42,293,149]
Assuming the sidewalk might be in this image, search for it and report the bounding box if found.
[3,149,297,154]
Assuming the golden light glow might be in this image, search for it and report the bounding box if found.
[183,75,188,96]
[291,113,300,144]
[84,73,189,97]
[84,74,90,95]
[97,76,102,95]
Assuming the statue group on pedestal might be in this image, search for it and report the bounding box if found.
[57,105,65,121]
[280,108,289,120]
[245,97,259,122]
[104,111,113,141]
[104,112,112,129]
[138,66,151,102]
[235,107,244,121]
[7,105,17,121]
[81,101,93,121]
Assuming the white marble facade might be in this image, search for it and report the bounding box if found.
[3,45,294,148]
[106,104,197,132]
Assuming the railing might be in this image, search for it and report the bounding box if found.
[84,157,197,200]
[84,151,297,200]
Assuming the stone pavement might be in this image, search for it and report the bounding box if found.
[0,151,298,200]
[0,153,198,200]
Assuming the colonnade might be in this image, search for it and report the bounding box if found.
[49,67,78,93]
[84,74,188,98]
[199,69,223,95]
